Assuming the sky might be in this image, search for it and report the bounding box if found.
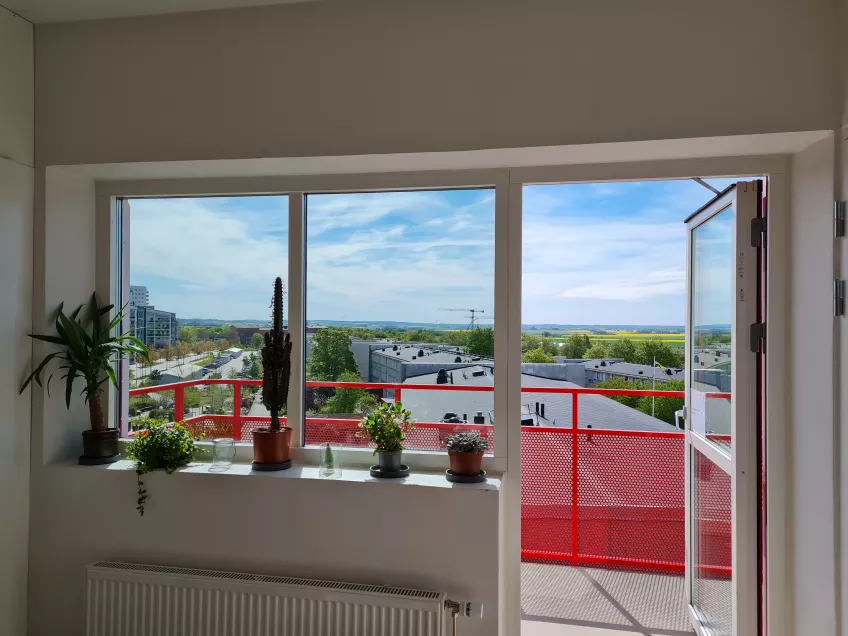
[129,178,733,326]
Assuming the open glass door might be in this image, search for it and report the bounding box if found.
[684,181,763,636]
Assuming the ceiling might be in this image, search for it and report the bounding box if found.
[1,0,316,24]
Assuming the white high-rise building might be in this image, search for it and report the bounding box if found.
[129,285,149,306]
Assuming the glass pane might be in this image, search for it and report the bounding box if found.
[690,206,733,452]
[692,448,732,636]
[303,189,496,452]
[127,195,288,439]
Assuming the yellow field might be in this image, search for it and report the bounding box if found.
[534,329,686,349]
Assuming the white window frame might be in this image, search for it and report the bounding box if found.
[98,169,512,473]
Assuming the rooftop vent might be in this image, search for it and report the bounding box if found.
[412,356,416,360]
[436,369,449,385]
[396,352,401,355]
[638,370,644,374]
[472,370,485,377]
[600,361,607,367]
[393,345,398,351]
[418,349,425,357]
[473,411,485,424]
[455,356,462,363]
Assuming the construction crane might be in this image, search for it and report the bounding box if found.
[438,308,491,330]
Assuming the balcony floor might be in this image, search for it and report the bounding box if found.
[521,563,694,636]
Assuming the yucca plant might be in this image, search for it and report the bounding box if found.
[20,293,150,432]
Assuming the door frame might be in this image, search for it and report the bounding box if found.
[508,160,786,636]
[683,182,762,636]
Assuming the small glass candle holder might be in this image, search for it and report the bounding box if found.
[211,438,236,471]
[319,442,342,479]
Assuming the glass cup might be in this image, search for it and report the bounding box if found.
[211,438,236,471]
[319,442,342,479]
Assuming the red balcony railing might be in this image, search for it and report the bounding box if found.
[129,379,731,577]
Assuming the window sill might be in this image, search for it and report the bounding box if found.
[119,439,507,473]
[79,458,502,491]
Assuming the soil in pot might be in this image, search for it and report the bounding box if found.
[378,450,403,473]
[81,428,120,458]
[252,427,292,465]
[449,450,484,476]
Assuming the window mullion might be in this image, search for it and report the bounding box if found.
[288,193,305,447]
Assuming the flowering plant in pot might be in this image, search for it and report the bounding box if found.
[445,431,489,476]
[356,401,415,474]
[125,418,206,515]
[252,277,293,470]
[19,293,150,464]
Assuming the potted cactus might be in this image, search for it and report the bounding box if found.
[445,431,488,476]
[252,277,293,471]
[357,401,415,477]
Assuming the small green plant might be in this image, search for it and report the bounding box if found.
[356,401,415,454]
[322,442,336,469]
[125,419,206,515]
[445,431,489,453]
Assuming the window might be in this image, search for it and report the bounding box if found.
[121,195,288,438]
[302,189,496,452]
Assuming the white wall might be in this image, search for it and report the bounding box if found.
[0,7,33,636]
[27,468,500,636]
[26,1,847,635]
[34,0,840,166]
[789,136,837,636]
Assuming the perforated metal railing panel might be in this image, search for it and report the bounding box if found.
[693,450,733,635]
[521,429,574,557]
[576,431,686,570]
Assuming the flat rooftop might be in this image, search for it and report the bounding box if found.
[401,365,676,431]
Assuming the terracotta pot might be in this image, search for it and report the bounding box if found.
[252,427,292,465]
[377,450,403,473]
[81,428,120,459]
[449,450,484,476]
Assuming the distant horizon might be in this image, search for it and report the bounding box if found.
[175,316,692,330]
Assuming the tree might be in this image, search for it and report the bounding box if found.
[149,369,162,384]
[633,340,684,368]
[321,370,379,415]
[608,338,637,361]
[584,341,612,359]
[467,326,495,358]
[521,334,544,353]
[216,338,230,351]
[176,342,190,359]
[250,332,264,349]
[637,378,684,426]
[560,334,590,359]
[228,368,238,379]
[440,330,470,347]
[522,347,556,363]
[595,376,645,409]
[306,327,358,380]
[248,355,262,379]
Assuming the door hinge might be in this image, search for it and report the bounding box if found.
[750,217,767,248]
[749,322,766,353]
[835,201,846,238]
[835,279,846,317]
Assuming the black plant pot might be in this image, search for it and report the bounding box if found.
[80,428,121,465]
[378,450,403,473]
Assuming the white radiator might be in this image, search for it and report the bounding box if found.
[86,561,446,636]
